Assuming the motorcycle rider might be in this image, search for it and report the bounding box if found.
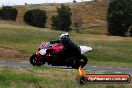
[49,33,81,62]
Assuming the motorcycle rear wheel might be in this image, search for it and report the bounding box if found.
[71,55,88,69]
[79,55,88,68]
[30,54,42,66]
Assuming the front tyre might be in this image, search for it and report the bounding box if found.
[30,54,42,66]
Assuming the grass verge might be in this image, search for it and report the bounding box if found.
[0,66,131,88]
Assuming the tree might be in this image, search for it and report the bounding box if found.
[51,15,61,30]
[107,0,132,36]
[130,29,132,36]
[73,10,82,33]
[94,0,97,2]
[129,26,132,36]
[24,9,47,28]
[51,4,72,31]
[0,6,18,21]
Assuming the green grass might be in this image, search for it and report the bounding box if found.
[0,26,62,52]
[0,24,132,67]
[87,41,132,63]
[0,66,131,88]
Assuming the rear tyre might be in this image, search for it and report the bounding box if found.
[30,54,42,66]
[71,55,88,69]
[71,56,80,69]
[79,55,88,68]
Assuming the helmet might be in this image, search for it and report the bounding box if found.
[60,33,69,40]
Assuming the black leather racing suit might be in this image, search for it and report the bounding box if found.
[50,38,81,60]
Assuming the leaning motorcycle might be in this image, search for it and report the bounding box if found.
[30,42,92,69]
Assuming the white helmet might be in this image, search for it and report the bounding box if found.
[60,33,69,40]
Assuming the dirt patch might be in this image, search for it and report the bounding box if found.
[0,46,31,61]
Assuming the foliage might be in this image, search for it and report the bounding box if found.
[107,0,132,36]
[130,27,132,36]
[73,12,82,33]
[51,4,72,31]
[0,6,18,21]
[24,9,47,28]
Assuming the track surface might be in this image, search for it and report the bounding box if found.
[0,61,132,74]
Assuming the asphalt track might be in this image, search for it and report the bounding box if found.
[0,61,132,74]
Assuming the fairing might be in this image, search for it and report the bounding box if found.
[80,46,92,54]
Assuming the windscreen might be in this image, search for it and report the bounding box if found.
[39,42,51,49]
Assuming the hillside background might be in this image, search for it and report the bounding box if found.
[1,0,108,31]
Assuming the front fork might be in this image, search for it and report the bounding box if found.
[36,52,43,62]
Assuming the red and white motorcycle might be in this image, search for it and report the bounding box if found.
[30,41,92,69]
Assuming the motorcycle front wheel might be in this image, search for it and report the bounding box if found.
[30,54,42,66]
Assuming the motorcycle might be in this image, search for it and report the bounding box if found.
[30,41,92,69]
